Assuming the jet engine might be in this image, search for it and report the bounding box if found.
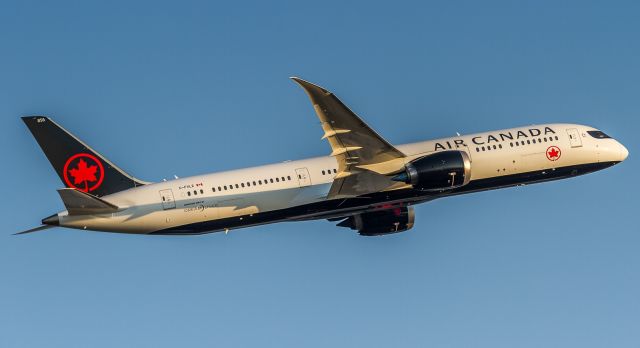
[393,150,471,191]
[336,206,415,236]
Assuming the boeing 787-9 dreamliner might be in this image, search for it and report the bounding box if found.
[18,78,628,236]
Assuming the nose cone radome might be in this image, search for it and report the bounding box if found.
[597,139,628,163]
[619,143,629,161]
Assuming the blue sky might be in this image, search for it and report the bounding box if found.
[1,0,638,347]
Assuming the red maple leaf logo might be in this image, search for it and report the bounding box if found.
[69,159,98,191]
[546,146,561,161]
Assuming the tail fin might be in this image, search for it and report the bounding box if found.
[22,116,148,197]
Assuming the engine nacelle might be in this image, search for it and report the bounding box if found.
[393,150,471,191]
[337,206,415,236]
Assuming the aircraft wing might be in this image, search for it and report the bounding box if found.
[291,77,408,198]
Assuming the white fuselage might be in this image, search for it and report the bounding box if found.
[55,123,628,234]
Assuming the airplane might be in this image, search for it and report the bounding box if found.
[18,77,629,236]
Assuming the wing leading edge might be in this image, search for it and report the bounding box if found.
[291,77,408,198]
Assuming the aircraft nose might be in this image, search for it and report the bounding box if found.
[619,142,629,161]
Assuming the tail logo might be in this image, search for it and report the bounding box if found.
[63,153,105,192]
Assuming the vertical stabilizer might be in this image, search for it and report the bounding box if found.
[22,116,148,197]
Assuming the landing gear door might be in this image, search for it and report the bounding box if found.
[159,189,176,210]
[295,168,312,187]
[567,128,582,148]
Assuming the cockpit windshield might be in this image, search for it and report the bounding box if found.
[587,130,611,139]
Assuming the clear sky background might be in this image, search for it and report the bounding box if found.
[1,0,638,347]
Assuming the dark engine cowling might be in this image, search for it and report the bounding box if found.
[393,150,471,191]
[337,206,415,236]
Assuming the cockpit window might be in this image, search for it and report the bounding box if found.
[587,130,611,139]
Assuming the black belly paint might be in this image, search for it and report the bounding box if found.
[151,161,619,235]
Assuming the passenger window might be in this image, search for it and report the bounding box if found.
[270,179,274,183]
[224,185,227,190]
[555,136,559,140]
[241,183,245,187]
[322,170,325,175]
[235,184,239,188]
[187,191,191,196]
[200,189,203,194]
[193,190,197,195]
[493,145,497,149]
[218,186,221,191]
[276,177,280,182]
[212,187,215,192]
[499,144,502,149]
[253,181,257,186]
[287,176,291,180]
[476,147,480,152]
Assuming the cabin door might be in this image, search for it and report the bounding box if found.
[159,189,176,210]
[566,128,582,148]
[295,168,312,187]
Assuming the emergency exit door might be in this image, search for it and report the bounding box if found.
[566,128,582,148]
[295,168,311,187]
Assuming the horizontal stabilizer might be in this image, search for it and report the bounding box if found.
[14,225,54,235]
[57,188,120,215]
